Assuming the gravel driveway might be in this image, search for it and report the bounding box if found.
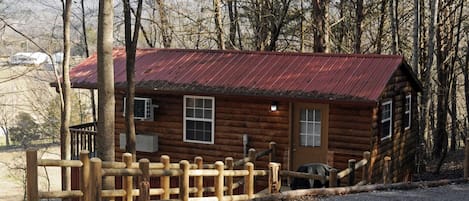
[318,183,469,201]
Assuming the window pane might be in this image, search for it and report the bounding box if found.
[313,136,321,147]
[300,110,306,121]
[300,122,307,133]
[186,109,194,117]
[204,99,212,108]
[195,109,203,118]
[187,120,195,129]
[314,110,321,122]
[186,98,194,107]
[195,99,204,107]
[307,109,314,121]
[314,122,321,135]
[307,123,314,134]
[204,110,212,119]
[300,135,307,146]
[381,121,390,138]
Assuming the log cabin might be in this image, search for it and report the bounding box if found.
[65,48,421,185]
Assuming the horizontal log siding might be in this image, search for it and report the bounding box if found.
[370,67,418,183]
[114,92,289,170]
[328,104,373,172]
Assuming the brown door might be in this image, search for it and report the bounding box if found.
[291,103,329,171]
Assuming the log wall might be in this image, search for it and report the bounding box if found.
[114,92,290,171]
[370,67,418,183]
[328,104,373,172]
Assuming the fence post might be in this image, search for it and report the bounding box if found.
[179,160,190,201]
[90,158,102,201]
[194,156,204,197]
[215,161,224,201]
[248,148,256,163]
[268,162,281,194]
[123,153,133,201]
[161,155,170,200]
[348,159,356,186]
[329,168,338,187]
[225,157,234,196]
[244,162,254,199]
[138,159,150,201]
[80,150,90,201]
[269,142,277,162]
[362,151,371,184]
[26,150,38,201]
[465,138,469,178]
[383,156,391,184]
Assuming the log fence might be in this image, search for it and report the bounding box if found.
[280,151,377,187]
[26,142,281,201]
[27,141,395,201]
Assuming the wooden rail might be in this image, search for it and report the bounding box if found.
[26,142,281,201]
[279,151,375,187]
[70,122,97,159]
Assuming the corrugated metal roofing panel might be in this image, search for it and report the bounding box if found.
[69,48,410,102]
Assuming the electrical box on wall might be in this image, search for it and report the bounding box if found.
[120,133,158,152]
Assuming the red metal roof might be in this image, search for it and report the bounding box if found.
[69,48,416,102]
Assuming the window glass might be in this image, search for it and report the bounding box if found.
[381,101,392,140]
[184,96,214,144]
[300,109,321,147]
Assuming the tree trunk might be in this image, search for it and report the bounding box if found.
[60,0,72,195]
[390,0,399,54]
[299,0,305,52]
[227,0,236,49]
[156,0,172,48]
[412,0,419,72]
[97,0,115,196]
[123,0,143,161]
[312,0,327,52]
[464,31,469,144]
[336,0,346,53]
[450,76,457,152]
[213,0,225,50]
[449,0,464,152]
[354,0,363,53]
[376,0,387,54]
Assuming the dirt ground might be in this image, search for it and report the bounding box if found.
[0,146,61,201]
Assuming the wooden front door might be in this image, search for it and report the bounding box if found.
[291,103,329,171]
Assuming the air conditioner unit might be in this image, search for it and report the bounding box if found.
[120,133,158,152]
[123,97,154,120]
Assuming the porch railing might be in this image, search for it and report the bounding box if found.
[70,122,97,159]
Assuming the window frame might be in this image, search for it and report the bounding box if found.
[404,94,411,130]
[123,97,153,121]
[299,108,322,147]
[380,100,393,141]
[183,95,215,144]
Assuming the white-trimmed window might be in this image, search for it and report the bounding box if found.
[299,109,321,147]
[183,95,215,144]
[404,95,411,130]
[381,100,393,140]
[123,97,153,121]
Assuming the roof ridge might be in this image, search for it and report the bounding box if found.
[116,47,403,59]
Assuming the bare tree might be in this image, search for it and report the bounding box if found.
[123,0,143,160]
[156,0,172,48]
[59,0,72,194]
[390,0,399,54]
[312,0,330,53]
[97,0,115,195]
[354,0,363,53]
[213,0,225,50]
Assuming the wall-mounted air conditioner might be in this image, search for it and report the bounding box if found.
[120,133,158,152]
[123,97,155,121]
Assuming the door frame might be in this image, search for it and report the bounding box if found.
[289,102,329,171]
